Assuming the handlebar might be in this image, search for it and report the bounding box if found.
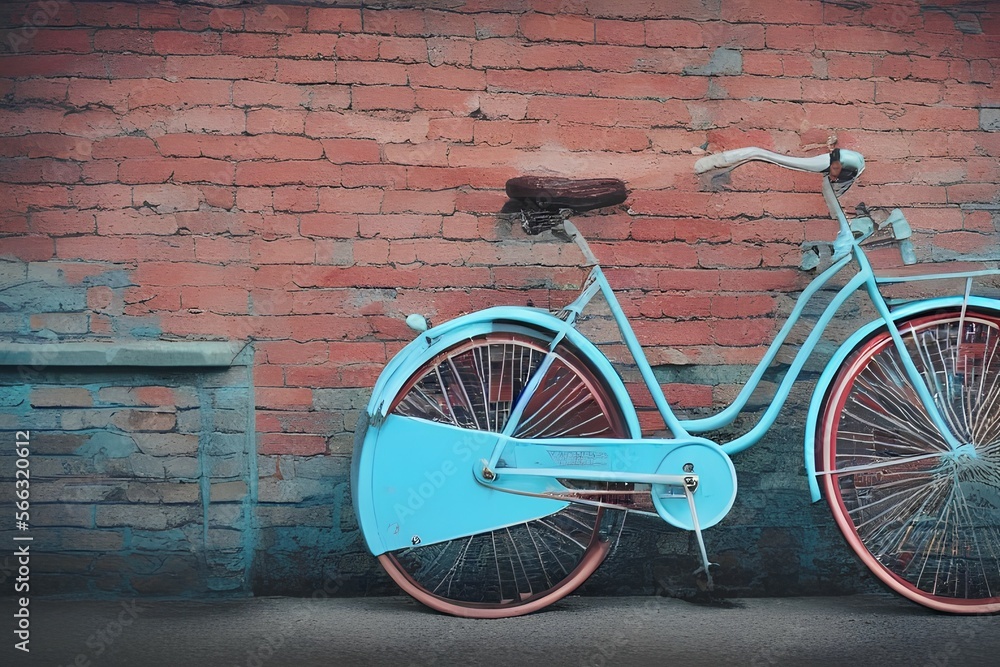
[696,146,915,266]
[695,147,865,196]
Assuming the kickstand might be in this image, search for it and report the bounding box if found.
[611,509,628,553]
[684,482,718,590]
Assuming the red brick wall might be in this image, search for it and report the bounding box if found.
[2,0,998,443]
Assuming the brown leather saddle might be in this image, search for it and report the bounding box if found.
[502,176,628,235]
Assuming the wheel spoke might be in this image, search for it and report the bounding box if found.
[823,311,1000,612]
[373,330,627,617]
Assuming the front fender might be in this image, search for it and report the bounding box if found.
[804,295,1000,502]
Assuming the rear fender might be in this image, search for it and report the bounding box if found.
[365,306,641,436]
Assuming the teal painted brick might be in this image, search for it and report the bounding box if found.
[213,386,250,409]
[207,433,247,456]
[0,282,87,312]
[0,385,28,407]
[212,408,248,433]
[130,529,189,551]
[75,431,137,459]
[81,269,131,288]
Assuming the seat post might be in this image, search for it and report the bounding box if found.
[563,220,599,266]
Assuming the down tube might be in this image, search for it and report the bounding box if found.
[721,271,869,456]
[683,255,853,433]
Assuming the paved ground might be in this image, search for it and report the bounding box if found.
[5,593,999,667]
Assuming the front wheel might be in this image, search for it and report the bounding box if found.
[369,325,632,618]
[820,308,1000,613]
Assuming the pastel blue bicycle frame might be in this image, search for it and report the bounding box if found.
[354,175,1000,560]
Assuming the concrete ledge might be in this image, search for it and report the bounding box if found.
[0,341,248,367]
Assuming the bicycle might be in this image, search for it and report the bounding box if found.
[351,146,1000,618]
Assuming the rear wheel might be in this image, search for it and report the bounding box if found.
[375,326,630,618]
[820,309,1000,613]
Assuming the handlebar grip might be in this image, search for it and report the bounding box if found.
[694,148,762,174]
[695,147,837,177]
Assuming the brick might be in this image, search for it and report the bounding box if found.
[163,135,323,161]
[23,28,91,54]
[384,141,449,167]
[210,480,247,502]
[474,13,518,39]
[423,10,476,37]
[320,139,381,164]
[0,212,29,234]
[180,286,249,315]
[434,38,476,68]
[134,261,254,287]
[303,84,352,110]
[256,387,313,410]
[278,32,338,57]
[92,136,158,159]
[140,4,180,28]
[221,32,276,56]
[254,363,285,386]
[412,88,480,113]
[317,188,383,214]
[133,184,203,213]
[1,53,106,78]
[982,109,1000,132]
[91,207,168,239]
[352,85,415,111]
[92,28,151,53]
[378,35,428,63]
[244,5,308,33]
[165,55,276,80]
[129,79,232,109]
[30,210,96,235]
[334,33,380,60]
[276,59,337,84]
[259,340,329,365]
[194,236,249,263]
[408,64,485,91]
[423,122,470,149]
[233,80,304,108]
[96,505,197,530]
[521,13,595,43]
[111,410,176,432]
[78,3,139,27]
[381,190,457,215]
[340,165,408,188]
[165,107,246,134]
[274,186,318,213]
[236,161,341,187]
[132,433,199,456]
[0,235,55,261]
[103,53,168,79]
[31,387,93,408]
[171,158,235,185]
[307,7,363,33]
[249,236,315,265]
[247,108,307,135]
[336,61,408,85]
[646,20,703,48]
[12,79,69,104]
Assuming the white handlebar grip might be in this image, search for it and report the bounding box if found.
[694,148,764,174]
